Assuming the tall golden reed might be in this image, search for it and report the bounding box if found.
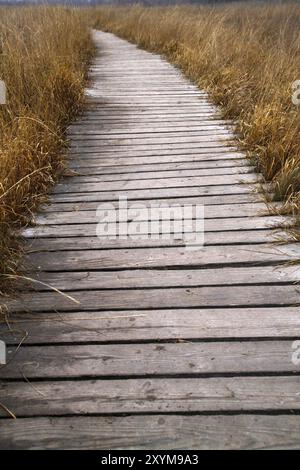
[0,6,93,291]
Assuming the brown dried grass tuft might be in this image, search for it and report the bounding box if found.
[0,6,94,299]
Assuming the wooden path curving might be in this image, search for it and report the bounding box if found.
[0,31,300,449]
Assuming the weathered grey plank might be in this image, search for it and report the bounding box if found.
[84,87,202,90]
[84,89,203,93]
[1,377,300,418]
[69,123,233,134]
[34,203,269,225]
[86,103,215,107]
[3,307,300,344]
[79,110,218,115]
[70,147,240,157]
[74,123,233,131]
[26,229,287,250]
[41,195,263,212]
[53,175,259,194]
[81,111,218,118]
[70,143,234,153]
[71,130,233,141]
[23,215,289,237]
[81,110,220,121]
[45,184,260,203]
[69,159,249,173]
[70,121,231,129]
[24,244,298,270]
[6,285,299,313]
[86,90,212,95]
[83,104,216,110]
[1,341,298,379]
[1,415,300,450]
[70,153,246,167]
[58,166,255,184]
[20,265,300,291]
[87,96,209,100]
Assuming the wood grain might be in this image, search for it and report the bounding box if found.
[1,415,300,450]
[1,341,298,379]
[3,307,300,344]
[1,377,300,417]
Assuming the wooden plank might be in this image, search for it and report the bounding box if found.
[82,96,211,100]
[70,143,233,154]
[70,123,230,131]
[88,93,205,96]
[83,108,218,115]
[70,153,246,167]
[69,122,233,133]
[70,130,234,139]
[1,341,298,379]
[87,102,217,108]
[70,150,244,161]
[85,88,210,93]
[76,97,217,103]
[86,91,209,94]
[1,415,300,450]
[86,92,206,96]
[3,307,300,344]
[69,147,239,158]
[81,110,218,116]
[72,119,233,127]
[89,69,187,72]
[86,93,209,97]
[78,115,221,123]
[70,130,233,141]
[70,149,244,159]
[58,166,255,184]
[86,80,198,83]
[40,195,263,213]
[81,96,214,101]
[25,244,298,271]
[26,230,287,251]
[89,70,187,74]
[46,185,259,203]
[53,175,259,194]
[41,193,262,214]
[1,377,300,417]
[70,143,234,153]
[69,160,250,174]
[34,203,269,225]
[86,90,206,94]
[89,69,193,72]
[23,215,289,237]
[89,102,215,107]
[84,102,215,107]
[84,86,200,89]
[6,285,299,313]
[81,114,218,120]
[83,87,207,92]
[19,265,300,291]
[79,110,218,115]
[84,89,202,93]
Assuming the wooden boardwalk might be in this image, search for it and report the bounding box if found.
[0,30,300,449]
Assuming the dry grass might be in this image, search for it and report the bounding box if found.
[93,3,300,224]
[0,6,93,294]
